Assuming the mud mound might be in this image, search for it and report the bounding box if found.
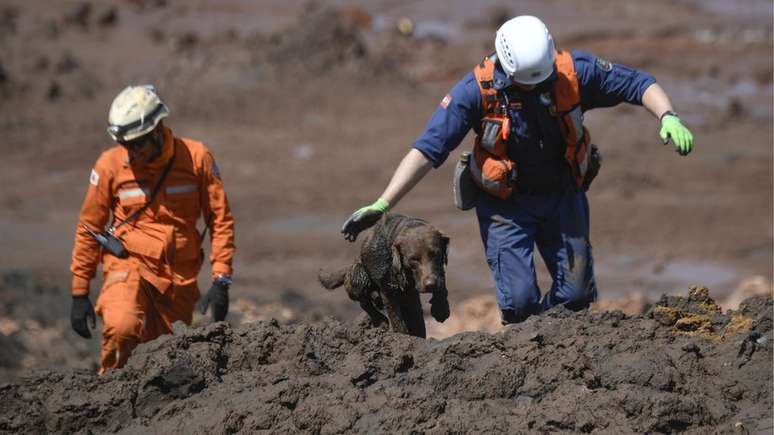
[256,4,456,82]
[263,5,369,74]
[1,288,771,434]
[426,292,653,339]
[721,275,773,312]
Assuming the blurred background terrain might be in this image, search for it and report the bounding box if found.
[0,0,771,381]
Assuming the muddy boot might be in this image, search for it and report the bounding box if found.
[500,309,530,325]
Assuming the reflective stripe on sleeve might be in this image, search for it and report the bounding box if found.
[118,188,149,199]
[166,184,198,195]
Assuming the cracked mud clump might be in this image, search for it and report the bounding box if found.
[0,289,771,434]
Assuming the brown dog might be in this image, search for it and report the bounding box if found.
[319,213,450,338]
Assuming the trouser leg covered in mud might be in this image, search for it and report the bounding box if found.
[95,269,198,372]
[537,189,598,311]
[476,188,597,324]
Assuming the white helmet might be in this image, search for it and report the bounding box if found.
[106,85,169,142]
[495,16,556,85]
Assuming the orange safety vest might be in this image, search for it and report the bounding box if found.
[469,51,592,198]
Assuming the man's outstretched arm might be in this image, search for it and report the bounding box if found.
[340,73,482,242]
[642,83,694,156]
[341,149,433,242]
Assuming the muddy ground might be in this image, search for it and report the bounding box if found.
[1,288,772,433]
[0,0,772,431]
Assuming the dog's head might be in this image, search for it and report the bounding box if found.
[391,223,449,295]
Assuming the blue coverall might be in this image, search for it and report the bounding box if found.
[413,51,656,323]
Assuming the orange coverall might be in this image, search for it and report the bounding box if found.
[70,126,235,371]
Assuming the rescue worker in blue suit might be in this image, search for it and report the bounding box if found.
[341,16,694,324]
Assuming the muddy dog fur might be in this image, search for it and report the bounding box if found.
[319,213,450,338]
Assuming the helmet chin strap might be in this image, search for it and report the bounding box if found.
[145,128,165,162]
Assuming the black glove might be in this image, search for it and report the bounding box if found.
[341,199,389,242]
[200,279,229,322]
[71,295,96,339]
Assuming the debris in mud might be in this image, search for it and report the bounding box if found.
[171,32,199,53]
[1,288,770,433]
[64,2,92,29]
[0,6,18,40]
[97,7,118,28]
[250,5,453,82]
[0,61,8,85]
[726,97,746,119]
[147,27,165,44]
[265,6,368,74]
[41,20,61,40]
[46,81,62,101]
[33,56,49,72]
[55,53,80,75]
[127,0,168,11]
[647,285,761,340]
[396,17,414,37]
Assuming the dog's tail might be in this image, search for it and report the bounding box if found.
[318,266,348,290]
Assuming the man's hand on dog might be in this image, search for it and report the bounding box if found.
[341,198,390,242]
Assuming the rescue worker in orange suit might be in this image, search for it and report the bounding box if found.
[341,16,694,324]
[69,85,235,372]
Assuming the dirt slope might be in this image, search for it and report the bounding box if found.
[1,288,770,434]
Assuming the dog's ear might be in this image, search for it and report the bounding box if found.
[440,234,450,266]
[390,243,409,289]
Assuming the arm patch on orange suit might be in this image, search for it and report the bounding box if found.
[89,169,100,186]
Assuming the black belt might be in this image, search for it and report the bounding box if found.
[513,165,572,196]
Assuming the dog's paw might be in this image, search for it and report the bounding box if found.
[430,296,450,323]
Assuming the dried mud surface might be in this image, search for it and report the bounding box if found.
[1,289,771,434]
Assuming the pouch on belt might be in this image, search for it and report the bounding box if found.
[120,223,175,293]
[452,151,478,210]
[582,144,602,192]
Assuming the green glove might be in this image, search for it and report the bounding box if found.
[659,113,694,156]
[341,198,389,242]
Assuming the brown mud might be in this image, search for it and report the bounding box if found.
[1,288,771,434]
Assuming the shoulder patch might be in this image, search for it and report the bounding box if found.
[211,160,220,178]
[89,169,100,186]
[595,57,613,72]
[439,94,452,109]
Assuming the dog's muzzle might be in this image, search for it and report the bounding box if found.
[422,278,439,293]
